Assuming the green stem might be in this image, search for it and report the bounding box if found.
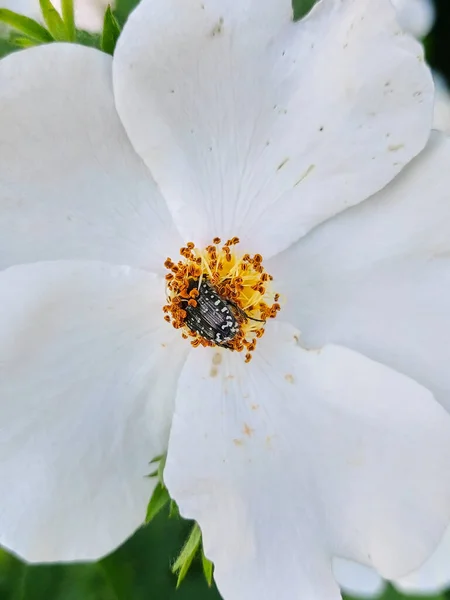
[61,0,75,41]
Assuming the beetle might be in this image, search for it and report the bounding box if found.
[183,279,240,346]
[181,278,266,347]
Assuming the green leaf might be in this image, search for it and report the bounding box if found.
[0,9,53,43]
[172,523,202,588]
[292,0,316,21]
[11,36,39,48]
[75,29,101,49]
[147,453,166,483]
[201,546,214,587]
[39,0,67,40]
[101,5,121,56]
[157,453,166,486]
[0,38,17,59]
[114,0,139,25]
[60,0,75,41]
[149,454,164,464]
[168,499,180,519]
[145,482,170,524]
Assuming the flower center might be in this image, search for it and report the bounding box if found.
[163,237,280,362]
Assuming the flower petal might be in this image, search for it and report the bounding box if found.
[332,559,385,598]
[268,132,450,412]
[392,0,435,38]
[0,261,187,562]
[333,527,450,597]
[394,526,450,594]
[114,0,433,258]
[164,323,450,599]
[0,43,180,273]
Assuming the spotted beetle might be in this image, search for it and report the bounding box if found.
[183,279,240,346]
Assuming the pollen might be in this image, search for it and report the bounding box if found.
[163,237,281,361]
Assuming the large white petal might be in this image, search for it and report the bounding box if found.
[333,527,450,597]
[394,526,450,594]
[332,559,385,598]
[0,261,187,562]
[0,43,180,273]
[268,132,450,412]
[392,0,435,38]
[164,323,450,600]
[113,0,433,258]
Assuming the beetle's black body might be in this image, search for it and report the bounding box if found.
[183,279,239,346]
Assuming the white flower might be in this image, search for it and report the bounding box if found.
[391,0,435,38]
[0,0,111,32]
[1,0,450,598]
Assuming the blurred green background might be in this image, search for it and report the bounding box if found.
[1,0,450,598]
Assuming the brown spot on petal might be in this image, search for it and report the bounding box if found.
[243,423,254,437]
[212,353,222,365]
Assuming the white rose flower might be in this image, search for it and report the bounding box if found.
[1,1,450,599]
[0,0,111,32]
